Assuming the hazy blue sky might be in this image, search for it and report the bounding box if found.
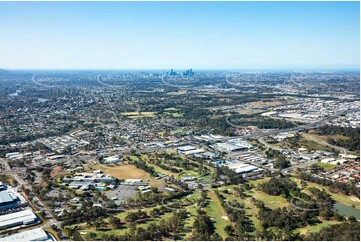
[0,1,359,70]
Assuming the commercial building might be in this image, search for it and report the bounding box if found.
[0,228,52,241]
[0,210,38,229]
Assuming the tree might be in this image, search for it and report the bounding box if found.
[191,210,216,240]
[109,215,123,229]
[158,219,168,235]
[93,219,101,231]
[224,224,235,236]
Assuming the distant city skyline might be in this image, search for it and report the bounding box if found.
[0,1,359,70]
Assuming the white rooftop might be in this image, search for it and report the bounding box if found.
[0,228,50,241]
[0,192,17,204]
[0,210,37,228]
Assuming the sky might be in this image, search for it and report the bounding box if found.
[0,1,359,70]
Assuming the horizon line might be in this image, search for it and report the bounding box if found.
[3,67,360,72]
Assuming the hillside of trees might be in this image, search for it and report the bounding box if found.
[303,221,360,241]
[315,125,360,151]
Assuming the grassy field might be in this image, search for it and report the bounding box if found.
[294,221,342,235]
[297,137,335,152]
[94,163,163,187]
[171,113,183,118]
[95,164,150,180]
[249,189,289,210]
[243,196,262,231]
[313,162,337,171]
[291,178,360,208]
[166,90,187,96]
[182,203,198,239]
[249,177,270,186]
[121,111,155,118]
[77,199,202,240]
[179,169,200,178]
[163,106,183,118]
[205,191,231,239]
[248,178,293,209]
[146,162,179,177]
[236,109,258,115]
[249,100,283,108]
[164,107,178,111]
[78,209,175,239]
[217,185,266,235]
[307,131,347,144]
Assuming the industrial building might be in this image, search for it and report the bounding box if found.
[121,179,148,186]
[0,191,22,211]
[212,140,253,153]
[63,172,116,183]
[0,228,52,241]
[103,155,121,163]
[227,162,262,174]
[68,181,94,190]
[0,210,38,229]
[177,145,197,153]
[0,182,6,191]
[182,148,205,156]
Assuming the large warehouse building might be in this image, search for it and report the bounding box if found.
[0,210,38,229]
[0,228,52,241]
[228,162,261,174]
[0,191,21,211]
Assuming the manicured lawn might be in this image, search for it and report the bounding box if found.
[249,189,289,210]
[146,162,178,177]
[292,178,360,208]
[294,221,342,235]
[182,204,198,240]
[219,188,262,233]
[179,169,200,178]
[243,197,262,232]
[78,207,175,239]
[205,191,231,239]
[249,177,270,187]
[290,177,360,208]
[248,178,289,210]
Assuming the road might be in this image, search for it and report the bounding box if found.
[258,137,271,149]
[282,159,318,175]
